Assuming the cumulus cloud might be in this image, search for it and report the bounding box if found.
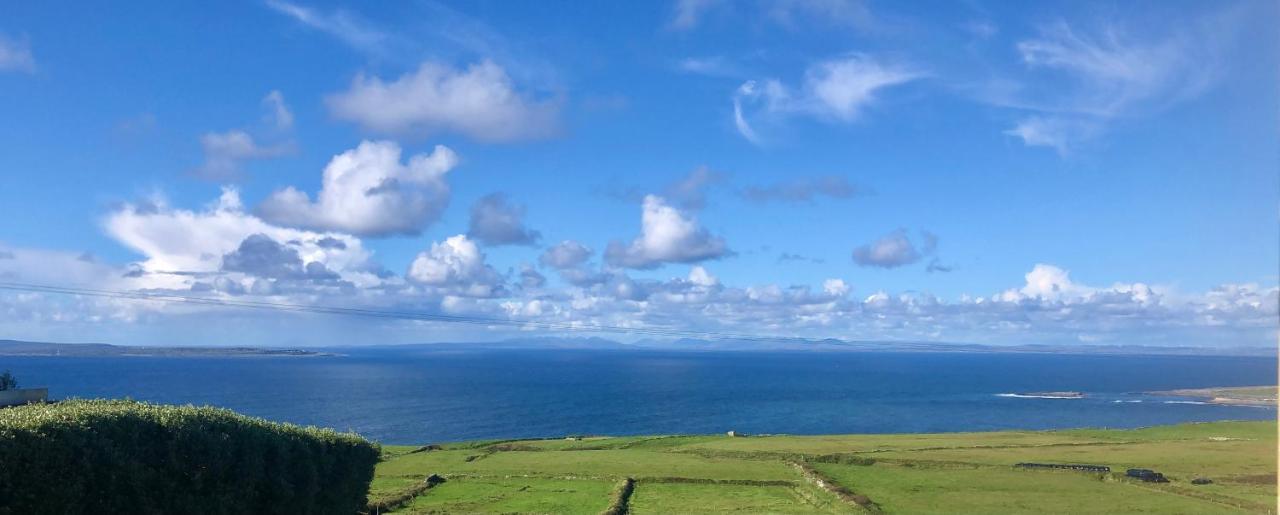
[540,241,593,270]
[519,265,546,289]
[193,91,296,180]
[741,175,860,203]
[258,140,458,237]
[926,258,953,274]
[102,188,374,291]
[221,234,339,281]
[540,241,608,287]
[0,33,34,73]
[407,235,505,297]
[326,60,559,143]
[4,232,1276,348]
[852,229,939,269]
[823,278,850,297]
[467,193,540,246]
[733,54,920,144]
[194,130,292,180]
[605,195,730,269]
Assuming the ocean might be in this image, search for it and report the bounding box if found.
[2,348,1274,444]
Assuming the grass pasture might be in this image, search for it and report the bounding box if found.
[369,420,1277,514]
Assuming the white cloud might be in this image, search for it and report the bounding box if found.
[1003,117,1087,155]
[732,84,764,145]
[407,235,504,297]
[996,20,1218,153]
[519,265,546,289]
[823,278,850,297]
[4,232,1277,348]
[805,56,920,121]
[326,60,560,143]
[266,0,387,54]
[540,241,608,287]
[1016,22,1198,117]
[467,193,540,246]
[605,195,730,269]
[102,187,372,288]
[258,140,458,237]
[733,54,919,144]
[852,229,936,269]
[0,34,34,73]
[193,91,296,180]
[1002,264,1090,302]
[194,130,292,180]
[688,266,719,287]
[540,241,593,270]
[261,90,294,130]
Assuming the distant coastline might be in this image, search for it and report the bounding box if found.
[1146,386,1277,407]
[0,340,333,358]
[340,336,1278,358]
[2,336,1274,358]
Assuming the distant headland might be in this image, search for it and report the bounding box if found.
[0,340,333,357]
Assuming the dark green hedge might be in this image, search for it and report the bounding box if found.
[0,399,380,514]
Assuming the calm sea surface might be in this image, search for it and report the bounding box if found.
[2,348,1274,444]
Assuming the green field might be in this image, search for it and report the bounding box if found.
[368,420,1277,514]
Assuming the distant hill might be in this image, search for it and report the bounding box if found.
[361,336,1276,357]
[0,340,331,357]
[1,337,1271,358]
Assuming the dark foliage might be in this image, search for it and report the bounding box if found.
[0,399,379,515]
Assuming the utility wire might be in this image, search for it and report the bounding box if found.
[0,281,813,343]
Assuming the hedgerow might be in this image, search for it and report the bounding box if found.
[0,399,379,514]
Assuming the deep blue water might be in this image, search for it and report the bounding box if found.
[2,348,1275,444]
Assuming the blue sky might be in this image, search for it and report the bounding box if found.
[0,0,1276,348]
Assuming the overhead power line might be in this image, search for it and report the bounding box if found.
[0,281,809,343]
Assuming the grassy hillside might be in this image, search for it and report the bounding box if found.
[367,420,1276,514]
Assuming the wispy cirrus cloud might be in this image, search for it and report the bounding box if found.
[266,0,388,55]
[733,54,921,144]
[992,18,1225,154]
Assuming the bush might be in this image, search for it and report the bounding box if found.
[0,399,379,514]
